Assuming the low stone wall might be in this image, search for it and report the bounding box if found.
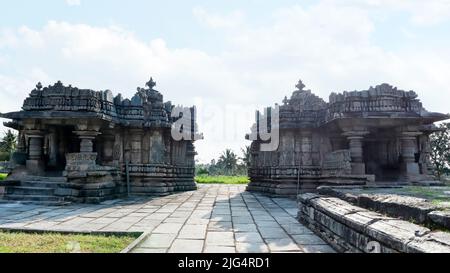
[60,153,197,202]
[318,186,450,231]
[298,193,450,253]
[247,174,371,197]
[247,164,374,196]
[127,164,197,195]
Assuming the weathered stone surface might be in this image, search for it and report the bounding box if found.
[428,210,450,228]
[298,193,450,253]
[356,193,437,223]
[319,186,450,230]
[247,80,449,196]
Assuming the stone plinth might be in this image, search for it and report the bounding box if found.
[61,152,120,203]
[65,152,97,172]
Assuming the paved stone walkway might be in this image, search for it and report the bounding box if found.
[0,185,335,253]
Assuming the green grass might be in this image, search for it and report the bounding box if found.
[0,173,7,181]
[0,231,138,253]
[398,186,450,205]
[195,175,249,184]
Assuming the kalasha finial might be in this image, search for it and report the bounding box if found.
[295,79,305,91]
[36,82,43,90]
[146,77,156,89]
[283,96,289,105]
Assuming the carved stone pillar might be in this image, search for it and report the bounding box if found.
[25,130,45,174]
[129,129,143,164]
[73,130,101,153]
[400,131,422,178]
[47,128,58,168]
[186,141,196,167]
[419,134,432,175]
[17,131,26,153]
[100,131,115,163]
[343,131,369,175]
[65,130,101,175]
[112,131,123,166]
[300,131,313,166]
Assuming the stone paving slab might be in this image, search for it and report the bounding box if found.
[0,184,335,253]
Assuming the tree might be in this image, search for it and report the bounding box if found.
[0,130,17,160]
[195,164,210,176]
[217,149,238,176]
[240,146,251,168]
[430,123,450,179]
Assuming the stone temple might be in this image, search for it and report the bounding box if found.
[0,78,200,203]
[246,80,449,196]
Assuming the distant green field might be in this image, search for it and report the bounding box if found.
[0,173,7,181]
[195,175,249,184]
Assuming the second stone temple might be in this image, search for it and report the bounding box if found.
[246,80,449,196]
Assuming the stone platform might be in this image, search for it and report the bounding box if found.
[298,193,450,253]
[317,185,450,230]
[0,184,334,253]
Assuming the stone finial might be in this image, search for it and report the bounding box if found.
[296,79,306,91]
[283,96,289,105]
[146,77,156,90]
[36,82,43,90]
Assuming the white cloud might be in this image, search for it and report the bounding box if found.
[0,21,257,163]
[327,0,450,26]
[1,1,450,163]
[66,0,81,6]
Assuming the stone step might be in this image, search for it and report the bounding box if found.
[2,194,63,202]
[6,186,55,196]
[24,176,67,183]
[0,199,70,206]
[20,181,61,189]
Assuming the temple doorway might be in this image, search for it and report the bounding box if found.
[44,125,79,172]
[364,136,401,182]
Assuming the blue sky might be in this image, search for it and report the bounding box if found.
[3,0,449,51]
[1,0,450,163]
[2,0,319,53]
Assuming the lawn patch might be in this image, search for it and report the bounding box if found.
[195,175,249,184]
[393,186,450,205]
[0,231,138,253]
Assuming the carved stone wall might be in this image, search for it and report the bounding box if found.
[247,80,449,196]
